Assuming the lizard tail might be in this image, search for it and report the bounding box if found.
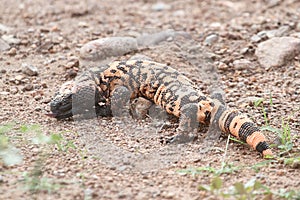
[217,109,273,157]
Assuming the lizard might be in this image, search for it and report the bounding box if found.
[48,60,273,157]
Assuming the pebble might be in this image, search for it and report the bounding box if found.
[0,91,10,95]
[0,39,10,51]
[22,63,38,76]
[251,26,290,43]
[80,37,138,61]
[151,2,171,11]
[22,84,34,91]
[10,87,18,94]
[14,75,24,81]
[217,62,229,70]
[1,34,20,45]
[236,96,263,106]
[291,32,300,39]
[7,47,17,56]
[255,37,300,69]
[0,23,11,33]
[251,34,264,43]
[232,59,254,70]
[65,59,79,69]
[296,22,300,31]
[204,33,219,45]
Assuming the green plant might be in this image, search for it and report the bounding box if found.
[229,178,272,200]
[198,176,230,198]
[253,94,297,156]
[177,162,240,176]
[260,118,293,155]
[199,177,272,200]
[250,160,276,172]
[254,98,269,125]
[0,123,23,166]
[23,157,60,193]
[32,132,76,152]
[0,135,23,166]
[274,188,300,200]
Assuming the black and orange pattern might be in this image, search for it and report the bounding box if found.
[49,60,272,157]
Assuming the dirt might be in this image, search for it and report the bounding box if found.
[0,0,300,199]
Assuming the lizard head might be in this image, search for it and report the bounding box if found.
[48,79,112,120]
[48,80,76,120]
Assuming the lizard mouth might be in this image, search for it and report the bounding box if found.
[47,94,73,120]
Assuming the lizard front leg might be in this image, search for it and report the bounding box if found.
[167,103,199,143]
[111,86,131,118]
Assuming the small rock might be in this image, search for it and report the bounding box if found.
[237,96,262,106]
[0,69,6,73]
[0,91,10,95]
[7,47,17,56]
[217,62,229,70]
[34,106,42,111]
[296,22,300,31]
[41,82,48,88]
[232,59,253,70]
[0,39,10,51]
[14,75,24,81]
[251,26,290,43]
[80,37,138,61]
[291,32,300,39]
[78,21,89,28]
[22,84,34,91]
[1,34,20,45]
[42,98,51,104]
[204,33,219,45]
[267,0,281,8]
[65,59,79,69]
[251,34,263,43]
[34,95,42,101]
[255,37,300,69]
[173,10,185,17]
[65,69,78,79]
[22,63,38,76]
[151,2,171,11]
[0,23,11,33]
[10,87,18,94]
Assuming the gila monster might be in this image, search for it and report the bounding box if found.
[48,60,273,157]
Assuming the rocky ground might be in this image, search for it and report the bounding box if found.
[0,0,300,199]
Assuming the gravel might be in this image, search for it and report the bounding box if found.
[0,0,299,199]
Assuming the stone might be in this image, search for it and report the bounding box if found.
[151,2,170,11]
[204,34,219,45]
[255,37,300,69]
[22,63,38,76]
[232,59,254,70]
[0,39,10,51]
[0,23,11,33]
[1,34,20,45]
[22,84,34,91]
[7,47,17,56]
[80,37,138,61]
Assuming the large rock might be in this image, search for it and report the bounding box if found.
[255,37,300,69]
[80,37,138,61]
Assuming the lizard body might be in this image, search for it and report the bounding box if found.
[49,60,272,157]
